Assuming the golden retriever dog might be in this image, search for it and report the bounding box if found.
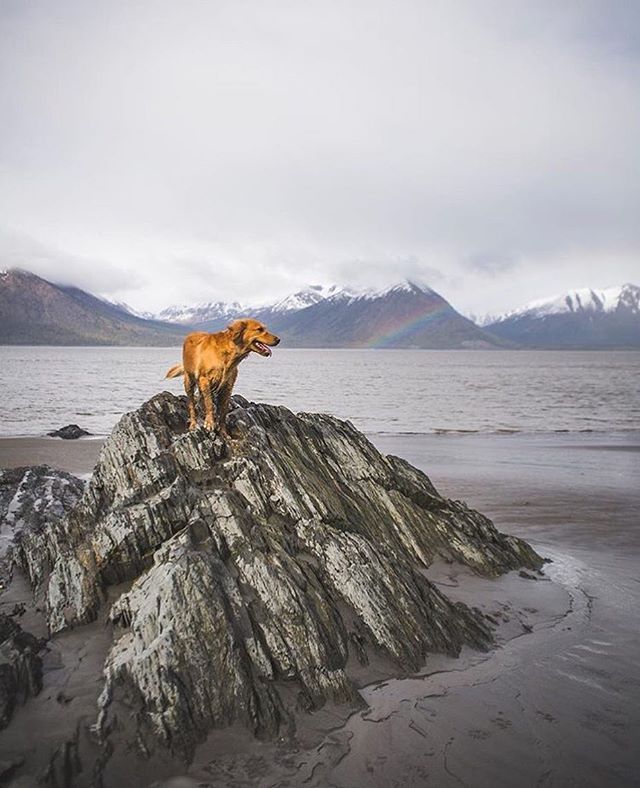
[166,318,280,433]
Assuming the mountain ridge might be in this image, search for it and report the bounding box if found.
[2,267,638,347]
[494,283,639,322]
[0,269,186,346]
[178,279,504,348]
[487,283,640,348]
[152,282,429,325]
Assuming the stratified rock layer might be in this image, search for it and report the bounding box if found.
[0,465,85,592]
[3,393,542,771]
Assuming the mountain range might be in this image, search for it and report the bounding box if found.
[161,281,503,348]
[1,268,638,348]
[487,284,640,348]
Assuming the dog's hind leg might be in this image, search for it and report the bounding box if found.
[184,373,198,430]
[199,375,216,430]
[216,368,238,437]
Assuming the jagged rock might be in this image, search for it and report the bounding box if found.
[0,466,85,591]
[47,425,91,439]
[0,467,78,734]
[11,393,542,763]
[102,529,285,756]
[0,613,44,728]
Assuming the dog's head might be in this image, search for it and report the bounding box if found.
[228,318,280,357]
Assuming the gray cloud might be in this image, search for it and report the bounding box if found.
[0,230,144,293]
[0,0,638,315]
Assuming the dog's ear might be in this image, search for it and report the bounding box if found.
[228,319,248,347]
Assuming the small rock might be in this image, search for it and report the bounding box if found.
[519,570,538,580]
[47,424,91,439]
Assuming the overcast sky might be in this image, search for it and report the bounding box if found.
[1,0,638,316]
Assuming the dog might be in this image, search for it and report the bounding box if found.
[166,318,280,433]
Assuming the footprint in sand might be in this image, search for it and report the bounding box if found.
[468,729,491,740]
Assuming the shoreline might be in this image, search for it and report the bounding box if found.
[0,436,105,476]
[1,429,639,479]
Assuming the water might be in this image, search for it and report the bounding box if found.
[0,346,638,437]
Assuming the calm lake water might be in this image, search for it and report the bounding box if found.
[1,347,638,437]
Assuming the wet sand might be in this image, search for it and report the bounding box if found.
[318,432,640,787]
[183,431,640,787]
[0,436,104,476]
[1,431,639,787]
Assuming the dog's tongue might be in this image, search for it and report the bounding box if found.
[256,341,272,357]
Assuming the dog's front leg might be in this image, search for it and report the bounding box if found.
[199,375,216,430]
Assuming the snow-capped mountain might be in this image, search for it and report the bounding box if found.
[155,300,245,325]
[103,299,155,321]
[157,281,437,321]
[152,279,503,348]
[156,284,347,324]
[270,284,345,313]
[266,279,502,348]
[487,283,640,348]
[337,280,435,303]
[498,285,639,320]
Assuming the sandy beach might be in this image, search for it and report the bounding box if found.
[0,436,104,477]
[1,429,638,786]
[327,431,640,787]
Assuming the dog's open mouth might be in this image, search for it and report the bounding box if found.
[252,340,272,357]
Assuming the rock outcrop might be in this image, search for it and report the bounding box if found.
[0,393,542,782]
[0,465,85,591]
[0,466,81,734]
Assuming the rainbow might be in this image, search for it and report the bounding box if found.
[363,300,453,347]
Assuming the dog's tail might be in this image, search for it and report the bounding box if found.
[165,364,185,379]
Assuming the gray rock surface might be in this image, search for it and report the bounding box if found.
[0,393,542,782]
[0,465,85,592]
[0,466,80,735]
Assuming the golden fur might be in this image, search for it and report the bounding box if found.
[166,318,280,433]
